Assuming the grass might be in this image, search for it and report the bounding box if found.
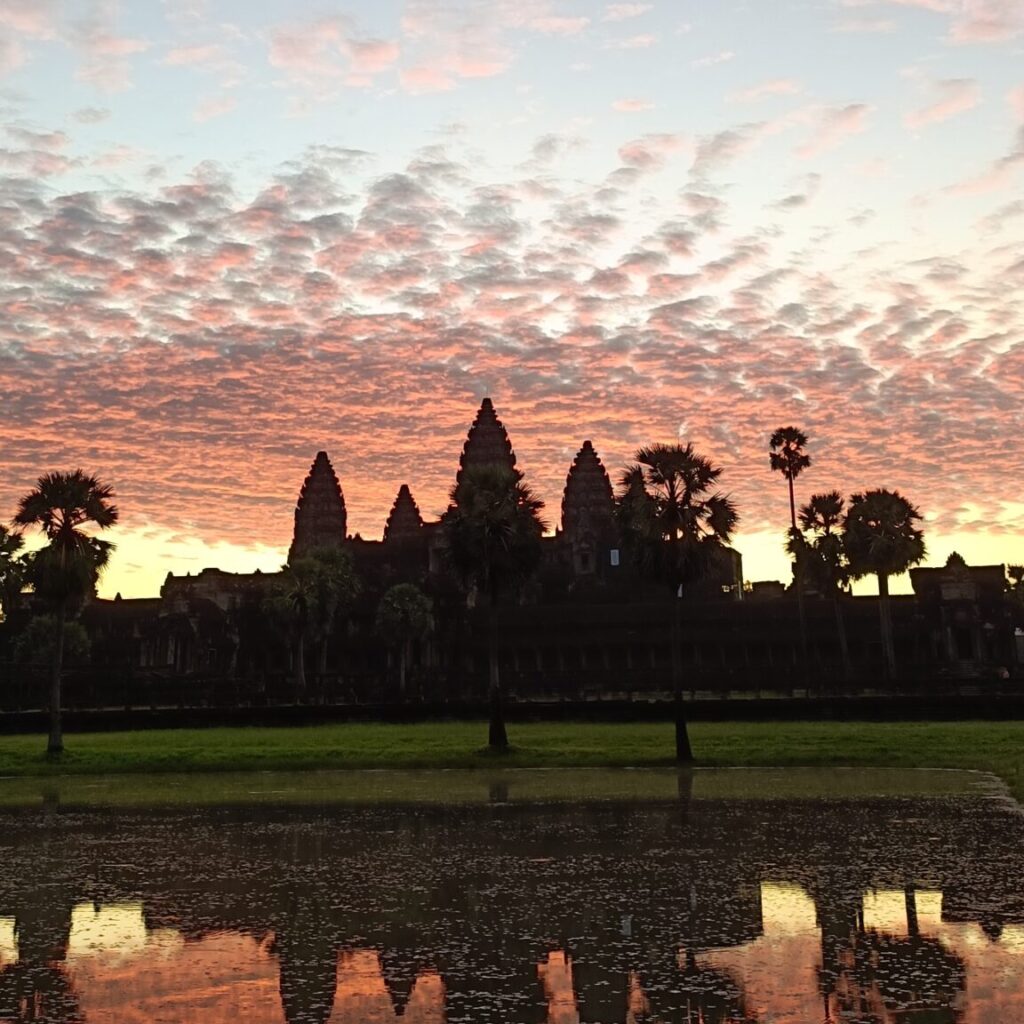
[0,719,1021,805]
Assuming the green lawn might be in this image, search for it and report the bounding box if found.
[0,719,1022,801]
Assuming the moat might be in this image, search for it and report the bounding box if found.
[1,769,1021,1023]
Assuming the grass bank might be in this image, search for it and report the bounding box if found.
[0,720,1022,801]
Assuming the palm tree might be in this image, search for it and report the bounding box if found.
[376,583,433,698]
[789,491,852,680]
[270,546,360,701]
[768,427,811,531]
[13,470,118,755]
[842,488,926,679]
[441,464,546,751]
[769,426,811,674]
[617,443,738,763]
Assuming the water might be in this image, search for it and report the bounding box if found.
[0,768,1021,1023]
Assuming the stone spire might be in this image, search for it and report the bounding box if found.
[456,397,517,485]
[561,440,617,575]
[383,484,424,543]
[288,451,347,563]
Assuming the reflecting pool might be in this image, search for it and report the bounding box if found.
[0,768,1021,1023]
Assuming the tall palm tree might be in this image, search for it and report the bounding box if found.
[617,443,738,763]
[789,491,852,680]
[769,426,811,674]
[13,470,118,755]
[842,488,926,679]
[376,583,433,699]
[768,427,811,531]
[442,464,546,751]
[270,546,360,701]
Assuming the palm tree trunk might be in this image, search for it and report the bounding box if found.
[788,475,810,685]
[487,602,508,751]
[48,604,66,756]
[670,596,693,763]
[877,572,897,680]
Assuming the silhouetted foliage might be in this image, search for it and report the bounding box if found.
[15,615,90,668]
[843,488,926,679]
[768,426,811,531]
[268,546,360,700]
[442,463,546,750]
[789,490,852,680]
[13,470,118,754]
[770,426,811,675]
[617,442,738,762]
[376,583,433,698]
[0,524,26,619]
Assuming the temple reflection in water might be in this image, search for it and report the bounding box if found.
[1,774,1022,1023]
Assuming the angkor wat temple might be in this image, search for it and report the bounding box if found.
[2,398,1021,709]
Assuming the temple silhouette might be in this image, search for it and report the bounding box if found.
[1,397,1019,708]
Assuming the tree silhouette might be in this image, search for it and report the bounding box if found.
[617,443,738,763]
[13,470,118,755]
[270,546,360,701]
[376,583,433,698]
[769,426,811,675]
[0,524,26,619]
[843,488,926,679]
[442,463,546,751]
[789,491,853,680]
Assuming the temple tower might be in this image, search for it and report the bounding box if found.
[456,397,517,485]
[288,451,347,563]
[561,440,617,576]
[383,484,424,543]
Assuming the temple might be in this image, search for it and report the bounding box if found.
[2,396,1021,708]
[288,450,347,562]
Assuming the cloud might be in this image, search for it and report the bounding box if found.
[692,50,736,68]
[691,123,766,178]
[617,132,687,171]
[833,17,898,32]
[796,104,871,159]
[529,16,589,34]
[194,95,238,122]
[728,79,800,103]
[906,77,980,129]
[612,97,654,112]
[73,106,111,123]
[1,105,1023,597]
[602,3,653,21]
[605,33,658,49]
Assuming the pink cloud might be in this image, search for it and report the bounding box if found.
[728,79,800,103]
[194,95,238,122]
[605,33,658,49]
[618,132,687,170]
[906,77,980,129]
[796,104,872,159]
[399,65,456,94]
[603,3,653,20]
[612,97,654,112]
[530,16,590,34]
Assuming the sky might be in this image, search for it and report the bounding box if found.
[0,0,1022,598]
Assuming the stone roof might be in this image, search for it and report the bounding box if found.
[289,450,347,562]
[456,397,517,485]
[383,484,424,543]
[561,439,616,540]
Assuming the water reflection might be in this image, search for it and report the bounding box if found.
[0,770,1021,1023]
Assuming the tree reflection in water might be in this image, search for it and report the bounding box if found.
[1,775,1019,1023]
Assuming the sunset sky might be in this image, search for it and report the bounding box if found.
[1,0,1022,597]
